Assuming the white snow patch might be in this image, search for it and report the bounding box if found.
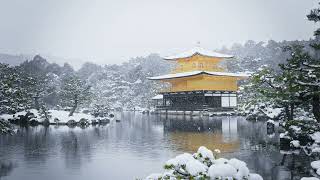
[213,158,229,164]
[301,178,320,180]
[185,159,207,176]
[147,71,250,80]
[197,146,214,160]
[48,110,95,123]
[311,160,320,170]
[145,173,162,180]
[267,119,275,124]
[164,46,234,60]
[263,108,283,119]
[151,94,163,100]
[249,173,264,180]
[208,164,237,178]
[0,114,14,121]
[290,140,300,148]
[228,158,247,172]
[165,153,194,167]
[311,132,320,143]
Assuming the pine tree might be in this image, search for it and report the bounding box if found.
[60,75,92,116]
[302,3,320,122]
[0,64,33,114]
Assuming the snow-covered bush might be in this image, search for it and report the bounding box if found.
[311,160,320,176]
[0,119,15,134]
[280,120,320,155]
[145,146,263,180]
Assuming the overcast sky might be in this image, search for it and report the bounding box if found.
[0,0,318,67]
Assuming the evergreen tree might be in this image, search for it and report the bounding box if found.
[302,3,320,122]
[60,75,92,116]
[0,64,33,114]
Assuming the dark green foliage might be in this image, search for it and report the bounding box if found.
[307,3,320,36]
[244,5,320,122]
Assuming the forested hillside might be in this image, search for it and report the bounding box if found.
[0,39,311,112]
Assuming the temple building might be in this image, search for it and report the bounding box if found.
[148,46,248,111]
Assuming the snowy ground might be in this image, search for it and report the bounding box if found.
[0,109,113,124]
[48,110,95,123]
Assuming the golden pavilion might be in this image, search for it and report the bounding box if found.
[148,46,248,110]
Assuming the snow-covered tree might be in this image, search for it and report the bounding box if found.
[0,64,33,114]
[60,75,92,116]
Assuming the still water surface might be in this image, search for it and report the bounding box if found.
[0,112,314,180]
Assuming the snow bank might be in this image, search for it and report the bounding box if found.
[0,109,108,124]
[48,110,95,123]
[301,178,320,180]
[0,109,39,121]
[145,146,262,180]
[0,114,14,121]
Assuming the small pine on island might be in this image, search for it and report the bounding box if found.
[147,46,249,111]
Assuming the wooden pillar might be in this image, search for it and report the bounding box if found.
[202,90,205,109]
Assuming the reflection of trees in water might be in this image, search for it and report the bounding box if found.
[232,119,312,180]
[107,112,167,158]
[277,153,314,180]
[237,120,279,151]
[21,126,54,163]
[60,130,93,169]
[0,160,16,178]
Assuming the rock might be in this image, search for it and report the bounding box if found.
[99,118,110,124]
[78,118,89,126]
[67,120,76,125]
[54,118,60,123]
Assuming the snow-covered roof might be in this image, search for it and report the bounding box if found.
[152,94,163,100]
[147,71,250,80]
[164,47,234,60]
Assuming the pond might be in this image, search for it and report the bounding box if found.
[0,112,314,180]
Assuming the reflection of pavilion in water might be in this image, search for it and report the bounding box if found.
[161,115,240,153]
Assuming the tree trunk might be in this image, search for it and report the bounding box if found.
[34,96,40,110]
[312,88,320,122]
[41,106,50,124]
[284,105,291,120]
[69,95,78,117]
[289,103,294,121]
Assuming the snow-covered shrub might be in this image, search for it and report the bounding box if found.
[145,146,263,180]
[311,160,320,176]
[91,104,110,117]
[280,120,320,155]
[0,119,15,134]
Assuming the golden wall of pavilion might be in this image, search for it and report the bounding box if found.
[162,54,239,92]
